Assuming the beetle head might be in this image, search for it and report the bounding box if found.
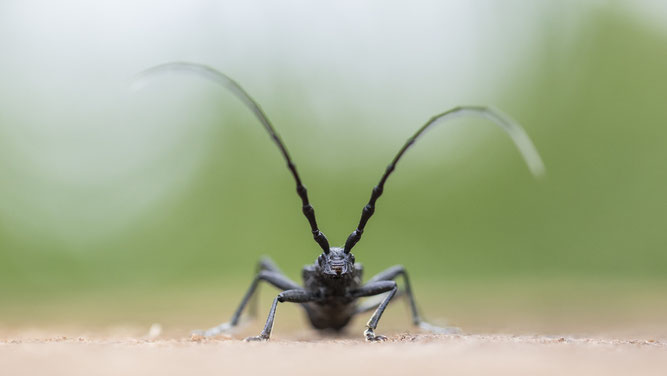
[318,247,355,278]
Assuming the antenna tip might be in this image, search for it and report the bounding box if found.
[529,160,547,180]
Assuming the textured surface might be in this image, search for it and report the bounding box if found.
[2,333,666,376]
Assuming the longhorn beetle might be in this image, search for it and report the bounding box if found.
[136,62,545,341]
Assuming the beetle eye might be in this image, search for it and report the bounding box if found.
[318,255,324,266]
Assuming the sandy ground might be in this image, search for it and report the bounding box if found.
[2,332,666,376]
[3,283,666,375]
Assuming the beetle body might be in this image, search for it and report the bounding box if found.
[302,248,362,331]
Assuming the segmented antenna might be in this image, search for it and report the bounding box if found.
[343,106,545,253]
[134,62,331,253]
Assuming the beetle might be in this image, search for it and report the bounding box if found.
[136,62,545,341]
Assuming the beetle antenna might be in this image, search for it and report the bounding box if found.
[134,62,331,253]
[343,105,545,253]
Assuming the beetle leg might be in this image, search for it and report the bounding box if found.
[354,290,404,314]
[248,256,284,318]
[193,265,300,337]
[245,289,314,341]
[352,280,398,341]
[366,265,460,334]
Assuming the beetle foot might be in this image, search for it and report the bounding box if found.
[364,328,388,342]
[418,321,461,335]
[244,334,269,342]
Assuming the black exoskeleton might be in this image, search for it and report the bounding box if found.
[137,63,545,341]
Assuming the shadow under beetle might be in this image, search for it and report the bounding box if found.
[137,63,545,341]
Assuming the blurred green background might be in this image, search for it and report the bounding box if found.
[0,1,666,334]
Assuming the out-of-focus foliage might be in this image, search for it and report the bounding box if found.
[0,3,665,304]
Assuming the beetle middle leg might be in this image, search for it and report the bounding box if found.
[194,261,301,337]
[248,256,284,318]
[365,265,460,334]
[354,290,404,314]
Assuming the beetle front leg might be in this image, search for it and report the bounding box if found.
[367,265,460,334]
[352,281,398,341]
[245,289,313,342]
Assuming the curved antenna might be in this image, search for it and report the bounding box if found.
[134,62,331,253]
[343,105,545,253]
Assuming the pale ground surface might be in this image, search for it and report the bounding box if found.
[1,332,666,376]
[2,281,666,375]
